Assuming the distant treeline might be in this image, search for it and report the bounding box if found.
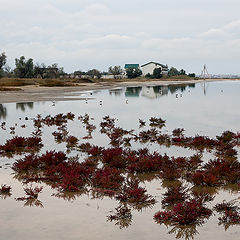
[0,52,195,80]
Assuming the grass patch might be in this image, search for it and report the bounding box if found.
[0,75,199,88]
[162,75,198,80]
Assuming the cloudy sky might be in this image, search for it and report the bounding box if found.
[0,0,240,74]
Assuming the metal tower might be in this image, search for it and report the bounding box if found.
[200,64,210,79]
[200,64,210,95]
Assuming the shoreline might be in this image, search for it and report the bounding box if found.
[0,78,239,104]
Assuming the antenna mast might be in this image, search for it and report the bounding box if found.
[200,64,210,79]
[200,64,210,95]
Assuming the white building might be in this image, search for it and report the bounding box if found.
[141,62,168,76]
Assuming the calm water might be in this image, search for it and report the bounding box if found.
[0,80,240,240]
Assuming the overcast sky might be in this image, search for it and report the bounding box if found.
[0,0,240,74]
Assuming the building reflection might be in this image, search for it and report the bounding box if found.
[16,102,34,112]
[125,87,142,97]
[124,83,196,99]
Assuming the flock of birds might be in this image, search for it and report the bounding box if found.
[51,90,184,107]
[50,88,224,106]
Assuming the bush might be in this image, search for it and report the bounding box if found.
[152,68,163,79]
[126,68,142,79]
[188,73,196,78]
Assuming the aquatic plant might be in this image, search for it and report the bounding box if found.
[219,210,240,227]
[100,115,116,134]
[16,186,43,202]
[66,136,79,148]
[2,112,240,235]
[0,136,43,156]
[139,119,146,128]
[215,201,240,228]
[149,117,166,129]
[172,128,185,137]
[92,167,124,190]
[154,199,212,225]
[24,186,43,199]
[186,154,203,171]
[127,151,164,174]
[116,179,156,208]
[161,157,185,180]
[1,122,6,130]
[217,131,236,144]
[0,184,12,194]
[78,114,96,139]
[161,185,189,207]
[214,200,239,213]
[101,147,126,168]
[107,205,132,229]
[190,170,219,186]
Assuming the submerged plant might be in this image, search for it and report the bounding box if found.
[154,199,212,225]
[162,185,189,207]
[0,184,12,199]
[116,179,156,210]
[214,200,240,229]
[107,205,132,229]
[0,184,12,194]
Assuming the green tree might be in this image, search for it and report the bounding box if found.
[74,70,86,76]
[126,67,142,79]
[168,67,180,77]
[180,69,186,75]
[14,56,34,78]
[0,52,7,78]
[34,63,47,78]
[152,68,163,79]
[87,69,102,79]
[3,65,13,78]
[188,73,196,78]
[108,66,123,78]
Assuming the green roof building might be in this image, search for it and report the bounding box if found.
[124,64,140,69]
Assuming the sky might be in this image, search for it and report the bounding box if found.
[0,0,240,74]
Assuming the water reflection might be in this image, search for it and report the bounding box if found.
[168,224,200,240]
[109,88,123,96]
[124,83,196,98]
[0,104,7,120]
[125,87,142,97]
[16,102,34,112]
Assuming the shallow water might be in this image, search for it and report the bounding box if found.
[0,80,240,240]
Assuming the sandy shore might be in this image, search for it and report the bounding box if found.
[0,78,238,104]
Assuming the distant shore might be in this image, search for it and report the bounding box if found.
[0,78,239,104]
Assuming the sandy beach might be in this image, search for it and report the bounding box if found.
[0,78,238,103]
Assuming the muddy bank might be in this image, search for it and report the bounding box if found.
[0,79,238,103]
